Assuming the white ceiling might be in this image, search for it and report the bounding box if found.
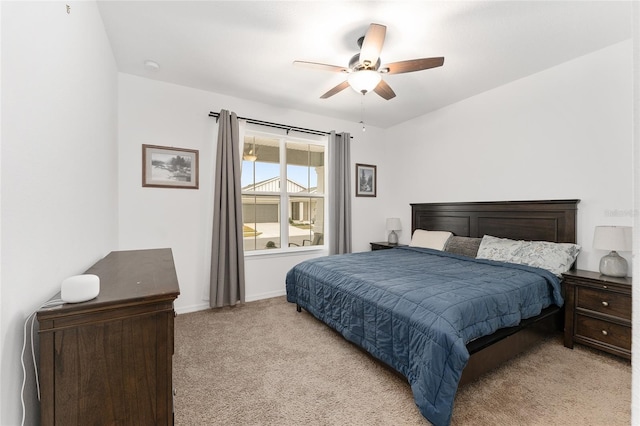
[97,1,632,129]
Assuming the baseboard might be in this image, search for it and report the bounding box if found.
[175,302,210,315]
[175,289,286,315]
[245,289,286,302]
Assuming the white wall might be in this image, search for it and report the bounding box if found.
[117,39,634,317]
[117,74,389,313]
[0,2,118,425]
[385,40,634,274]
[0,3,4,422]
[631,3,639,422]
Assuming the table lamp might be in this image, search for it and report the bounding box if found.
[593,226,632,277]
[386,218,401,245]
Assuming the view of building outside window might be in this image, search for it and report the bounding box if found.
[241,133,326,251]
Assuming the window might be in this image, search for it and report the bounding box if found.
[241,130,326,252]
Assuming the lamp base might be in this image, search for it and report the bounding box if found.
[599,251,628,277]
[388,230,398,245]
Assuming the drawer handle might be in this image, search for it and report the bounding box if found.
[602,330,608,336]
[601,301,609,307]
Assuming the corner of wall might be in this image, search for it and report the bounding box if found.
[630,2,639,424]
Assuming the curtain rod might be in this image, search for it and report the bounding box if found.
[208,111,352,138]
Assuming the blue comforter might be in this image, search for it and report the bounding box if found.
[285,246,563,426]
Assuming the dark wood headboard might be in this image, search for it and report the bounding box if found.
[411,200,579,244]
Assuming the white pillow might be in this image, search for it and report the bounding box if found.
[476,235,581,276]
[409,230,452,250]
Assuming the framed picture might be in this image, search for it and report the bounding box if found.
[355,163,376,197]
[142,144,199,189]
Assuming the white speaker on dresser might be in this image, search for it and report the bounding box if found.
[60,274,100,303]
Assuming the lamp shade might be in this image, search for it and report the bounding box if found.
[593,226,632,252]
[348,70,382,94]
[386,218,401,231]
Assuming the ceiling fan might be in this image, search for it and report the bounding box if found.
[293,23,444,100]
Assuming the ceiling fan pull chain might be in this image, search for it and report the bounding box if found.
[360,95,366,132]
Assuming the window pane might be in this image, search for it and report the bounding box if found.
[286,142,324,194]
[242,136,280,191]
[242,195,280,251]
[288,197,324,247]
[241,133,326,252]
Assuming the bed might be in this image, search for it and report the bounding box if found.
[286,199,579,425]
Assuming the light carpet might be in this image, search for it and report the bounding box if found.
[173,296,631,425]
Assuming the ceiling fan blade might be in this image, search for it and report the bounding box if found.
[359,23,386,68]
[373,80,396,100]
[320,81,350,99]
[383,57,445,74]
[293,61,348,73]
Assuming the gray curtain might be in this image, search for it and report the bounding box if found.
[328,131,352,255]
[210,109,245,307]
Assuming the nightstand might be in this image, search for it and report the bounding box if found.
[370,242,406,251]
[562,269,631,360]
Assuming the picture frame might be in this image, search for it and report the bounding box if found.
[355,163,376,197]
[142,144,199,189]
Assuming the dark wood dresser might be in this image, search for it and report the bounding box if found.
[562,269,631,360]
[37,248,180,425]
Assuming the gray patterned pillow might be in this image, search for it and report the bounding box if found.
[476,235,581,276]
[443,236,482,258]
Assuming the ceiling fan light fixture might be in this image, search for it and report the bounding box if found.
[295,23,443,101]
[244,141,257,162]
[347,70,381,94]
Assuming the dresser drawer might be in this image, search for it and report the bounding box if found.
[575,314,631,351]
[576,287,631,320]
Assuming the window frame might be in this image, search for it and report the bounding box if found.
[241,128,328,256]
